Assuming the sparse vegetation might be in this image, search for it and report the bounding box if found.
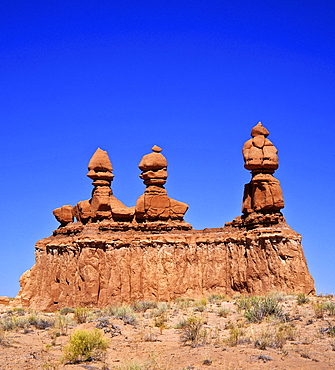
[28,313,55,329]
[55,314,71,335]
[102,304,138,325]
[62,329,109,363]
[1,294,335,368]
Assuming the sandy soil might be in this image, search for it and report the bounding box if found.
[0,294,334,369]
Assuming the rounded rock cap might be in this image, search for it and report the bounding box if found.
[139,145,167,171]
[251,122,269,138]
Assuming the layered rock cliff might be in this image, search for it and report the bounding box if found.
[16,123,315,311]
[18,218,314,312]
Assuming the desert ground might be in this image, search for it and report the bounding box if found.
[0,293,334,369]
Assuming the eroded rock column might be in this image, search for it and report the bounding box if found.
[135,145,190,228]
[242,122,284,216]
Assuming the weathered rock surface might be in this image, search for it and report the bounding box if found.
[17,219,315,311]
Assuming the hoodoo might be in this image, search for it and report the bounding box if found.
[17,124,315,311]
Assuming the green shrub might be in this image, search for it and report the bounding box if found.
[154,313,168,333]
[102,305,137,325]
[325,301,335,316]
[243,297,286,323]
[174,317,188,329]
[147,302,170,319]
[226,325,244,346]
[236,296,256,311]
[175,297,193,309]
[12,307,25,316]
[193,299,207,312]
[62,329,109,363]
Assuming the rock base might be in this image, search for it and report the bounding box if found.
[17,219,315,311]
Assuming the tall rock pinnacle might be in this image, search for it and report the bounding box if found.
[242,122,284,215]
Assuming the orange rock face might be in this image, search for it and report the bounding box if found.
[17,220,315,312]
[17,126,315,311]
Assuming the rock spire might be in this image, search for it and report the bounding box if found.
[53,148,134,225]
[242,122,284,215]
[135,146,189,222]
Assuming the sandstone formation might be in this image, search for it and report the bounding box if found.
[16,126,315,311]
[135,146,189,223]
[52,147,190,232]
[53,148,134,226]
[227,122,286,229]
[17,221,315,311]
[241,122,284,216]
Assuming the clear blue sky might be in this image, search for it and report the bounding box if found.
[1,1,334,297]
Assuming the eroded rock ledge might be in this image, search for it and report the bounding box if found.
[17,215,314,312]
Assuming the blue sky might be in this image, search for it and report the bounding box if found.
[1,1,334,297]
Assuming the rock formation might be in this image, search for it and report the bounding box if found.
[53,148,134,226]
[16,125,315,311]
[228,122,285,229]
[135,146,189,224]
[52,146,190,232]
[242,122,284,214]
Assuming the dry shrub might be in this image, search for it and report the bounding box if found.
[132,300,157,313]
[313,300,335,318]
[254,323,296,350]
[297,293,310,305]
[208,294,227,303]
[74,307,90,324]
[193,299,208,312]
[218,307,230,318]
[62,329,109,363]
[226,325,244,346]
[179,317,207,347]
